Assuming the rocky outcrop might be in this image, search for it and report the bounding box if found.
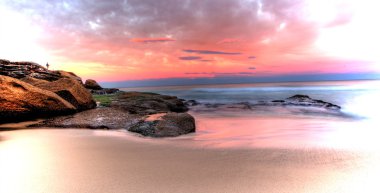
[84,79,102,90]
[112,92,189,115]
[32,92,196,137]
[25,75,96,110]
[0,75,76,123]
[128,113,196,137]
[0,59,96,123]
[1,59,194,137]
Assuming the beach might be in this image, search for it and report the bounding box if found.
[1,128,380,193]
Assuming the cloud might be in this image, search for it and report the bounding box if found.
[1,0,366,82]
[130,37,175,43]
[200,59,213,62]
[217,38,241,44]
[183,49,242,55]
[178,56,202,60]
[248,67,256,70]
[248,56,256,59]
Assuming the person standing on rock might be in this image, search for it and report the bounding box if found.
[46,62,50,70]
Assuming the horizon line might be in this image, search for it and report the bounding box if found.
[99,72,380,88]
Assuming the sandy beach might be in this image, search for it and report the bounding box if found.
[1,128,380,193]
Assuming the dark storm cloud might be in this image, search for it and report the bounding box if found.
[178,56,202,60]
[183,49,242,55]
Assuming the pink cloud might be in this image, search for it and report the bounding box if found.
[130,37,175,43]
[217,38,241,44]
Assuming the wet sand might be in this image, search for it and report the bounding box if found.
[1,129,380,193]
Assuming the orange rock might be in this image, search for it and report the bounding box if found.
[0,75,76,122]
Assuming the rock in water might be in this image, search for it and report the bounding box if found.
[272,94,341,110]
[0,75,76,123]
[128,113,196,137]
[84,79,102,90]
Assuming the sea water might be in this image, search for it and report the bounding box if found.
[121,80,380,149]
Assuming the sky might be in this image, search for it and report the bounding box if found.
[0,0,379,86]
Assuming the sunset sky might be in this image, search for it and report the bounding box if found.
[0,0,379,85]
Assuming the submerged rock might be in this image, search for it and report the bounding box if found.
[0,75,76,123]
[128,113,196,137]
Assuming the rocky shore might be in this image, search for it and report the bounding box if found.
[32,91,196,137]
[0,59,196,137]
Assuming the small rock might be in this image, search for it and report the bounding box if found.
[84,79,102,90]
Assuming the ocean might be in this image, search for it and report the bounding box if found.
[121,80,380,149]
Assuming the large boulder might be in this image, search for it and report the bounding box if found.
[24,74,96,110]
[128,113,196,137]
[0,75,76,123]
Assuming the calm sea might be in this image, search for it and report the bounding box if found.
[121,80,380,149]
